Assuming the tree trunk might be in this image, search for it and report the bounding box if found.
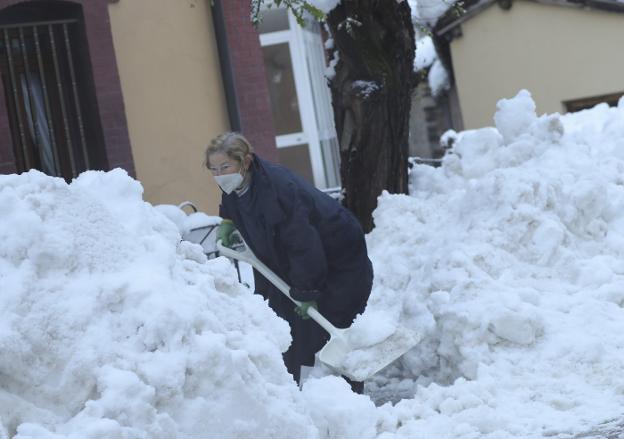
[326,0,415,233]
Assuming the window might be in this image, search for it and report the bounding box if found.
[563,92,623,113]
[257,8,289,34]
[262,42,303,136]
[259,7,340,189]
[0,2,105,180]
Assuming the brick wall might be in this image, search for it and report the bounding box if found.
[83,0,134,175]
[0,76,15,174]
[0,0,135,177]
[220,0,278,161]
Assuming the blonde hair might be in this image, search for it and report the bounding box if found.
[204,132,254,169]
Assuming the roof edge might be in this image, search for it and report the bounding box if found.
[435,0,624,39]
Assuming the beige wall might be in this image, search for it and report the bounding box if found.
[108,0,228,214]
[450,1,624,129]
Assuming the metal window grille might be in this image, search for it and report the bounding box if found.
[0,19,92,180]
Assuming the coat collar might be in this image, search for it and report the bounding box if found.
[222,155,286,226]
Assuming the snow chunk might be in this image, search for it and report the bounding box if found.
[489,311,542,345]
[302,377,379,439]
[428,59,449,96]
[494,89,537,144]
[352,80,380,99]
[415,36,436,71]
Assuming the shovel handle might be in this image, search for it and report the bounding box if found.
[216,239,339,337]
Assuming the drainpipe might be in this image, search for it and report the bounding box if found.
[211,0,241,131]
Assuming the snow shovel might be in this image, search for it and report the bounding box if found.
[216,238,421,382]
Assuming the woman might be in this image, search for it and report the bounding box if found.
[206,132,373,393]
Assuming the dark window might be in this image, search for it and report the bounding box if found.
[563,92,624,113]
[0,1,106,181]
[277,143,315,184]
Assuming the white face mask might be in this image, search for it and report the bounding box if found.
[214,172,243,194]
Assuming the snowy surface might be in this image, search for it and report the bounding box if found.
[360,90,624,437]
[0,170,318,438]
[414,36,436,72]
[3,90,624,438]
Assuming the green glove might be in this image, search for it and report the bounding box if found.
[294,301,318,320]
[217,219,240,248]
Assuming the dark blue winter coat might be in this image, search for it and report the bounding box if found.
[220,155,373,379]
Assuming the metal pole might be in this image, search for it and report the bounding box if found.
[3,29,30,169]
[48,24,75,176]
[18,27,41,161]
[62,23,88,169]
[33,25,60,173]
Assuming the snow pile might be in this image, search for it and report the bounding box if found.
[4,88,624,438]
[358,90,624,437]
[0,169,320,438]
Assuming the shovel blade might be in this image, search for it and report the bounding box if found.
[318,328,422,382]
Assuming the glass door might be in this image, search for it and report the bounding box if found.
[258,8,339,189]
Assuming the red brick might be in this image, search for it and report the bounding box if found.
[222,0,278,161]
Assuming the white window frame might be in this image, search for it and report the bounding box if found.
[259,12,328,188]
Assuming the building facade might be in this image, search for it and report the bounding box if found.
[434,0,624,129]
[0,0,338,215]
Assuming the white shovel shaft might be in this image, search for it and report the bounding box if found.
[217,238,421,381]
[216,240,339,337]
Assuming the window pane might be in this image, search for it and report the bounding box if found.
[0,13,103,181]
[277,143,313,184]
[258,8,289,34]
[262,43,302,135]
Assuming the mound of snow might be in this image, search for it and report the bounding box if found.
[360,90,624,437]
[4,88,624,439]
[0,170,319,438]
